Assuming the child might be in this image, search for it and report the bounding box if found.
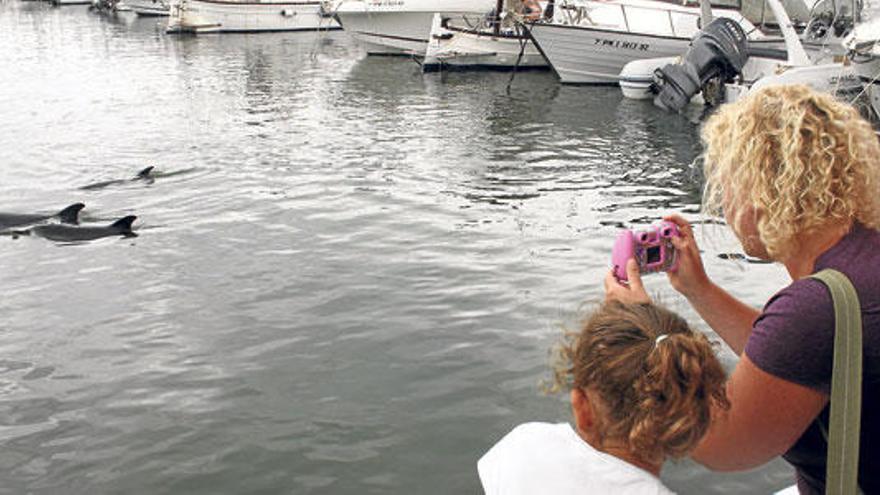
[478,301,730,494]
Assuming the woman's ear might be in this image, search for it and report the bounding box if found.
[570,388,595,433]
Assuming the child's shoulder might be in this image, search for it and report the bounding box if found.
[482,422,568,460]
[478,422,576,495]
[480,422,572,464]
[479,422,677,495]
[506,421,569,439]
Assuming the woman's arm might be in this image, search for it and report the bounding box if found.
[684,282,760,355]
[692,354,828,470]
[664,215,761,354]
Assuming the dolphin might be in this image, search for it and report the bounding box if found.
[80,166,155,191]
[0,203,85,230]
[136,166,155,181]
[718,252,773,264]
[32,215,137,242]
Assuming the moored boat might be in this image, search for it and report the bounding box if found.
[422,13,548,70]
[51,0,92,6]
[128,0,170,15]
[166,0,341,34]
[330,0,496,55]
[525,0,778,84]
[621,0,864,115]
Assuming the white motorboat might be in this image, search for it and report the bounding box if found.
[621,53,862,101]
[128,0,170,15]
[620,0,864,113]
[618,56,677,99]
[329,0,496,55]
[166,0,341,33]
[422,11,548,70]
[525,0,777,84]
[726,61,863,101]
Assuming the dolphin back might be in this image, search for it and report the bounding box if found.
[0,202,83,229]
[58,203,85,225]
[34,215,138,242]
[111,215,137,233]
[0,213,44,229]
[137,166,155,179]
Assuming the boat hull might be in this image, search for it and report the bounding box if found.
[333,0,495,55]
[528,22,689,84]
[618,56,677,99]
[423,16,548,70]
[167,0,341,33]
[128,0,170,15]
[740,62,864,97]
[337,11,434,54]
[51,0,92,5]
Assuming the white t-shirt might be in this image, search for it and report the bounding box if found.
[478,422,676,495]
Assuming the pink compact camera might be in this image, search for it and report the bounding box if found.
[611,221,681,281]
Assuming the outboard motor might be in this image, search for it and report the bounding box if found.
[653,17,750,112]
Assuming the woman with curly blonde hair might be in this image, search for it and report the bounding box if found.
[606,84,880,494]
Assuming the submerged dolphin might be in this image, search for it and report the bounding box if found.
[32,215,137,242]
[718,252,773,264]
[0,203,85,230]
[80,166,155,191]
[137,166,154,181]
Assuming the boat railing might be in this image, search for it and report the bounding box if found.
[556,0,704,38]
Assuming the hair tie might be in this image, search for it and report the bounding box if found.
[654,334,669,347]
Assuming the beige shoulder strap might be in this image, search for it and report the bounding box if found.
[808,269,863,495]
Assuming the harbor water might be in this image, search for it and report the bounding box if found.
[0,2,794,493]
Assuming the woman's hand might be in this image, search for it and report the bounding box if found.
[604,258,652,305]
[663,214,711,299]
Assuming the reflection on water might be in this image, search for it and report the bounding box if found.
[0,3,794,494]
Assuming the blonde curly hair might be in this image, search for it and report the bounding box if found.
[701,84,880,259]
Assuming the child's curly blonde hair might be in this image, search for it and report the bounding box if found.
[553,301,729,461]
[701,84,880,259]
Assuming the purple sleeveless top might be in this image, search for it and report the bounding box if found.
[744,223,880,494]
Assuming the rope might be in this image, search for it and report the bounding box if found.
[310,1,339,62]
[505,20,530,95]
[833,60,846,96]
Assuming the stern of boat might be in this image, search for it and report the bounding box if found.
[165,0,221,33]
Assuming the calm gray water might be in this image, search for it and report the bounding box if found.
[0,2,795,493]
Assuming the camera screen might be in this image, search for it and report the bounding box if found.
[646,246,661,264]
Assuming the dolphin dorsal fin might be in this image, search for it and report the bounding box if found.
[138,166,155,179]
[110,215,137,232]
[58,203,85,225]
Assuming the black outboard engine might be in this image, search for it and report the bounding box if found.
[653,17,750,112]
